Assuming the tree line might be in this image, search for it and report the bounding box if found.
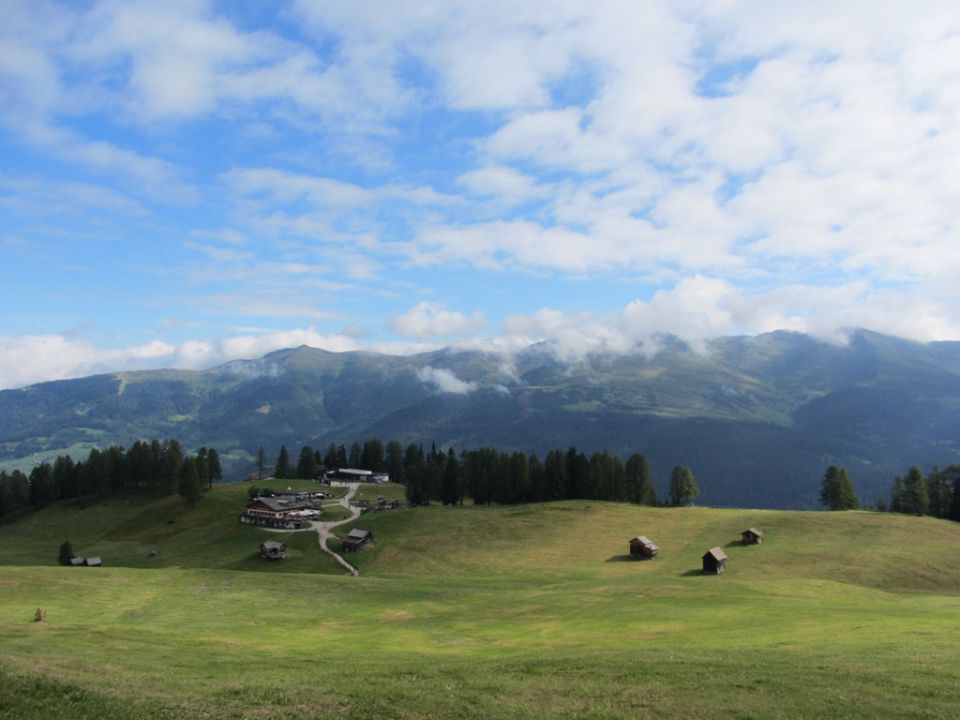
[263,438,700,507]
[0,440,222,518]
[886,465,960,520]
[820,463,960,522]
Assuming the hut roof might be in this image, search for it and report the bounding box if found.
[69,557,85,566]
[704,547,727,561]
[630,535,659,550]
[346,528,371,540]
[261,540,286,551]
[744,527,765,537]
[85,557,102,566]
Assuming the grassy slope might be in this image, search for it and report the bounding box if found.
[1,486,960,719]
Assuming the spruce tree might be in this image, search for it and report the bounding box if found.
[179,457,202,507]
[58,541,74,566]
[275,445,291,479]
[669,465,698,506]
[820,465,857,510]
[902,466,928,515]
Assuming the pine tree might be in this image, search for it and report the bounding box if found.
[297,446,318,479]
[669,465,698,506]
[179,457,202,507]
[440,449,461,505]
[58,541,74,566]
[625,453,654,505]
[902,466,928,515]
[820,465,857,510]
[275,445,291,479]
[950,474,960,522]
[207,448,222,487]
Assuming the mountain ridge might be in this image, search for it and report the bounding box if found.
[3,328,960,508]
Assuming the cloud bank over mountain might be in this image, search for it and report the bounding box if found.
[3,1,960,388]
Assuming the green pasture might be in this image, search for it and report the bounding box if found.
[1,484,960,718]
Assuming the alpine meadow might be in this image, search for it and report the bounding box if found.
[4,3,960,719]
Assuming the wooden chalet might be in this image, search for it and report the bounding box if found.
[342,528,374,552]
[69,557,85,567]
[629,535,660,559]
[741,527,765,545]
[260,540,287,560]
[241,497,308,530]
[85,557,102,567]
[702,547,727,574]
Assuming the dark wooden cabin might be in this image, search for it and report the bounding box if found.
[342,528,373,552]
[629,535,660,559]
[260,540,287,560]
[741,527,764,544]
[702,547,727,574]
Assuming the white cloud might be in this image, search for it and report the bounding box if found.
[416,366,477,395]
[390,302,485,340]
[0,334,174,388]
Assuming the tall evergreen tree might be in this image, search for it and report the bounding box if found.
[297,446,318,479]
[348,442,363,468]
[58,541,74,566]
[440,448,461,505]
[820,465,857,510]
[178,457,202,507]
[275,445,291,479]
[901,466,928,515]
[385,440,404,483]
[950,474,960,522]
[207,448,222,487]
[669,465,699,506]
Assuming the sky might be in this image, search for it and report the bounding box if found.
[2,0,960,389]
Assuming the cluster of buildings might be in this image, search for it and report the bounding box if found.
[241,492,327,530]
[324,468,390,483]
[628,526,765,574]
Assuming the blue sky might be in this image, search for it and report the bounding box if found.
[3,0,960,388]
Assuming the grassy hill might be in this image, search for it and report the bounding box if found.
[1,486,960,718]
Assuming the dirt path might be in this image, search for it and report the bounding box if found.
[311,483,362,576]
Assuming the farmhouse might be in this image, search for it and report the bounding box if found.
[702,547,727,574]
[741,527,765,544]
[629,535,660,559]
[260,540,287,560]
[342,528,374,552]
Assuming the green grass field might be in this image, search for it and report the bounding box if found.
[1,483,959,719]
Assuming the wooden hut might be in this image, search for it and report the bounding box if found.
[259,540,287,560]
[85,557,102,567]
[629,535,660,559]
[341,528,373,552]
[702,547,727,574]
[741,527,764,545]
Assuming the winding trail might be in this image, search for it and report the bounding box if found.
[311,483,362,576]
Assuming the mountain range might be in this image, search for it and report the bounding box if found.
[3,328,960,509]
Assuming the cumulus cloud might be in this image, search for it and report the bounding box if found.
[416,366,477,395]
[390,302,485,340]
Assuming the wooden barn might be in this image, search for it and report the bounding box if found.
[259,540,287,560]
[629,535,660,559]
[85,557,102,567]
[741,527,765,544]
[702,547,727,574]
[342,528,373,552]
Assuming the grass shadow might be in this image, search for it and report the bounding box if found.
[605,554,638,563]
[680,568,705,577]
[724,540,746,548]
